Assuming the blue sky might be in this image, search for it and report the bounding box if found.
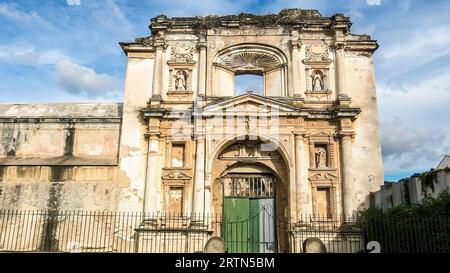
[1,0,450,181]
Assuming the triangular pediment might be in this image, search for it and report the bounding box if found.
[203,93,299,114]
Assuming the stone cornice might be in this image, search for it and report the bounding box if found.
[330,13,352,33]
[0,117,121,124]
[119,42,154,55]
[140,105,361,120]
[334,107,361,118]
[150,9,324,33]
[0,156,118,166]
[141,108,166,119]
[121,9,378,51]
[345,38,379,54]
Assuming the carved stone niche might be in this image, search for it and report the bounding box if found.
[168,67,194,101]
[308,176,338,221]
[308,136,336,170]
[162,172,192,215]
[167,43,196,102]
[303,45,333,102]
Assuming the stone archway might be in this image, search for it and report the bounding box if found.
[210,138,290,252]
[212,43,288,97]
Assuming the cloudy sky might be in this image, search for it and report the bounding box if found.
[1,0,449,181]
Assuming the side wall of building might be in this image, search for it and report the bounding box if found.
[0,103,122,211]
[344,51,384,211]
[372,171,450,210]
[116,52,156,212]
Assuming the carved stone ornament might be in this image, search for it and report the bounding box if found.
[312,71,325,91]
[168,68,193,92]
[303,45,332,64]
[315,147,327,168]
[308,172,338,181]
[168,43,196,64]
[162,172,191,180]
[216,48,283,72]
[174,70,188,91]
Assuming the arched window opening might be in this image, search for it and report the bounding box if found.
[213,44,288,97]
[235,74,264,96]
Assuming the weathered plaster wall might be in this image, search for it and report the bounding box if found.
[0,166,117,210]
[116,53,155,212]
[344,53,384,210]
[0,103,122,211]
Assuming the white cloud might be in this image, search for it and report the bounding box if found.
[367,0,381,5]
[67,0,81,5]
[381,116,448,172]
[378,67,450,113]
[381,26,450,61]
[0,46,68,66]
[378,68,450,174]
[0,3,47,25]
[379,25,450,79]
[151,0,255,16]
[55,59,121,99]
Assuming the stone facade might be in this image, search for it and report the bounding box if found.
[116,9,384,218]
[0,9,384,251]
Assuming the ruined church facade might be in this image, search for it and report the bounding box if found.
[119,9,384,220]
[0,9,383,251]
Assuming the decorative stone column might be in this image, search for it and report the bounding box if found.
[192,135,206,219]
[335,44,346,95]
[294,132,310,222]
[197,40,207,97]
[332,13,350,96]
[144,134,160,216]
[152,40,165,99]
[291,40,302,97]
[340,133,355,217]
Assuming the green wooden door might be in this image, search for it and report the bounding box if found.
[224,197,275,253]
[249,198,261,253]
[223,198,249,253]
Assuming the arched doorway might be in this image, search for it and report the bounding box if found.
[222,164,276,253]
[210,138,290,253]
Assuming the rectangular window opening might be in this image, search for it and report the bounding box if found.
[171,143,185,168]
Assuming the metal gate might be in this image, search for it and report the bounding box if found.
[222,175,276,253]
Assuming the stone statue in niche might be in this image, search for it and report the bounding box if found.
[174,70,187,91]
[312,71,324,91]
[315,147,327,168]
